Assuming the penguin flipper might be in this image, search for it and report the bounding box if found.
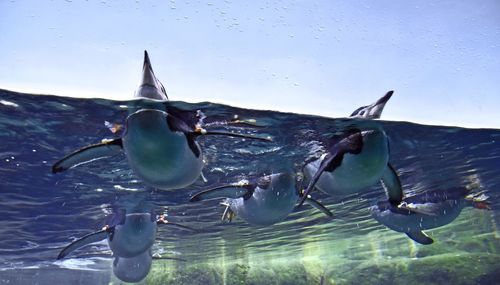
[57,230,108,259]
[303,197,333,217]
[52,139,123,173]
[406,231,434,245]
[298,131,363,207]
[380,163,403,206]
[190,183,253,202]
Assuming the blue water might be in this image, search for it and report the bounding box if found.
[1,88,499,284]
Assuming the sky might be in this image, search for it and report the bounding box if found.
[0,0,499,128]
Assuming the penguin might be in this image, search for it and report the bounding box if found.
[298,91,403,208]
[190,172,333,226]
[52,51,271,190]
[57,212,193,259]
[370,187,491,244]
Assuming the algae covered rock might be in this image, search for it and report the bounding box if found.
[339,253,500,285]
[226,264,250,285]
[146,263,222,285]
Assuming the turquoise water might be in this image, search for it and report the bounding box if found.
[0,88,499,284]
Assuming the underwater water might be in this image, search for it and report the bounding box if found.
[0,88,499,285]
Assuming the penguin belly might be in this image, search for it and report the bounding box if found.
[230,176,298,226]
[123,110,203,190]
[109,214,157,258]
[306,130,389,195]
[370,201,465,233]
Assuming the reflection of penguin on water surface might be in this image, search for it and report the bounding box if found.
[299,91,404,210]
[57,211,191,282]
[57,211,192,259]
[370,187,490,244]
[190,172,333,226]
[52,51,271,190]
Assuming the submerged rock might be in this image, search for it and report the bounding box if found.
[144,252,500,285]
[338,253,500,285]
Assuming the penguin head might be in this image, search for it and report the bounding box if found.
[350,90,393,119]
[135,50,168,100]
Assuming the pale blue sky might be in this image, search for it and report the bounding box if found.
[1,0,499,128]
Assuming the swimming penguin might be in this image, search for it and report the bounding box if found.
[370,187,491,244]
[298,91,403,208]
[190,172,333,226]
[52,51,271,190]
[57,212,193,259]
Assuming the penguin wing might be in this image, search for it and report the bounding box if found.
[52,139,123,173]
[298,131,363,207]
[189,183,254,202]
[166,111,195,133]
[303,197,333,217]
[165,106,200,130]
[57,230,108,259]
[380,163,403,206]
[406,231,434,245]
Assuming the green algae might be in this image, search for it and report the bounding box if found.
[116,207,500,285]
[144,252,500,285]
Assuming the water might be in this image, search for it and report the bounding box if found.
[1,88,499,284]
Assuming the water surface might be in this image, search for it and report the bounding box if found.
[0,89,499,284]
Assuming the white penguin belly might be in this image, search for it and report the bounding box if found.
[108,215,157,257]
[230,180,298,226]
[371,202,464,233]
[123,112,203,190]
[306,131,389,195]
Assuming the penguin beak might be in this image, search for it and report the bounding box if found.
[143,50,152,71]
[375,90,393,107]
[366,90,394,119]
[141,50,157,87]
